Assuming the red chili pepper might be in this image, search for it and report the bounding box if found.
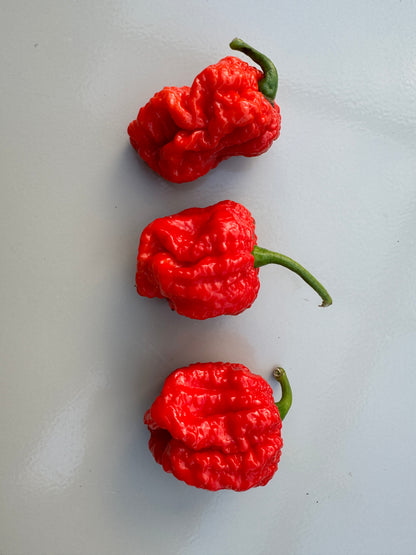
[136,200,332,320]
[145,363,292,491]
[127,38,281,183]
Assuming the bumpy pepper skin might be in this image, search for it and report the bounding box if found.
[136,200,260,319]
[136,200,332,319]
[144,362,284,492]
[127,44,281,183]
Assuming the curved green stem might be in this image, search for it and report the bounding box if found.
[273,367,292,421]
[229,37,278,104]
[252,245,332,307]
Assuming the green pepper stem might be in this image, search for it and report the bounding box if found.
[252,245,332,307]
[229,37,278,103]
[273,367,292,421]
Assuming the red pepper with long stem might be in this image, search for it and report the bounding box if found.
[136,200,332,320]
[145,363,292,491]
[128,38,281,183]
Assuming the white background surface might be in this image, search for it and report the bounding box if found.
[1,1,416,554]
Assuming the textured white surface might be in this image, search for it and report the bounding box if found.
[1,1,416,554]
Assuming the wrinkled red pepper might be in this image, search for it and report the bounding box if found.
[145,363,292,491]
[136,200,332,319]
[128,38,281,183]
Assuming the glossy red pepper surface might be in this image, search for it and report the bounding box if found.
[137,200,259,319]
[144,362,285,491]
[128,40,281,183]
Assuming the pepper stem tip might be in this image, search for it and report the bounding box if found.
[229,37,244,49]
[273,367,285,380]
